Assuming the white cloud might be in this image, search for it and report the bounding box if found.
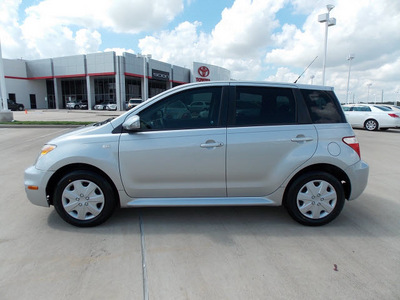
[1,0,184,59]
[139,0,287,79]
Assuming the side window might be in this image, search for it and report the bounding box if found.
[301,89,345,123]
[342,106,351,111]
[138,87,222,130]
[232,87,296,126]
[353,106,371,112]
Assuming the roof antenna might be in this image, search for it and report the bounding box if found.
[294,56,318,83]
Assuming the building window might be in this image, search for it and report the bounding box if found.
[125,77,141,102]
[46,80,56,109]
[94,77,116,104]
[148,80,167,98]
[61,79,87,108]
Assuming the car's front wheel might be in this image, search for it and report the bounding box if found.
[285,172,345,226]
[53,170,116,227]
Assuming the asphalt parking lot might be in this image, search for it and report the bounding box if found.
[1,111,399,299]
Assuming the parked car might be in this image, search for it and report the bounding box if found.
[379,105,400,114]
[106,103,117,111]
[78,100,88,110]
[342,104,400,131]
[7,99,24,111]
[66,100,80,109]
[25,81,369,227]
[94,101,112,110]
[126,98,142,110]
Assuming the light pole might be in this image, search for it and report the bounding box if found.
[310,75,315,84]
[346,54,355,104]
[318,4,336,86]
[367,83,372,103]
[138,54,152,101]
[0,38,8,111]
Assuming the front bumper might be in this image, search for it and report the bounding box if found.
[24,165,54,207]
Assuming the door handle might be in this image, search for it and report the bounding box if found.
[291,136,314,143]
[200,141,224,148]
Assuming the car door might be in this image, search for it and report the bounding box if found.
[119,86,227,198]
[345,106,371,127]
[226,85,318,197]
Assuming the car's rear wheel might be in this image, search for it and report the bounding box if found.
[285,172,345,226]
[53,170,116,227]
[18,105,24,111]
[364,119,378,131]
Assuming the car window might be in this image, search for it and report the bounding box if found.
[301,89,345,123]
[138,87,222,130]
[353,106,371,112]
[231,87,296,126]
[342,106,351,111]
[374,105,391,111]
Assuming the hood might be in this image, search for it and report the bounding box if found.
[47,121,115,145]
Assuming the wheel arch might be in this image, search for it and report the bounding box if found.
[46,163,120,207]
[283,163,351,206]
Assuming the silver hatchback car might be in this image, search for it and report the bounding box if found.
[25,81,369,227]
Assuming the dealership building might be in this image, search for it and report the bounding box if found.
[1,52,231,111]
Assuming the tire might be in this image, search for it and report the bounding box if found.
[285,172,345,226]
[364,119,378,131]
[18,105,24,111]
[53,170,116,227]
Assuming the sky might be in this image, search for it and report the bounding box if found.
[1,0,399,103]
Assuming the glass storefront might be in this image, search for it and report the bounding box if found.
[125,77,142,101]
[61,79,87,107]
[149,80,168,98]
[94,77,116,104]
[46,80,56,109]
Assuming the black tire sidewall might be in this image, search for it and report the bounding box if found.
[285,172,345,226]
[53,170,116,227]
[365,119,378,131]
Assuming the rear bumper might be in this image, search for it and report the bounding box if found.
[24,165,54,207]
[346,160,369,200]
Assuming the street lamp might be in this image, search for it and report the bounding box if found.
[310,75,315,84]
[318,4,336,85]
[346,54,355,104]
[0,38,9,111]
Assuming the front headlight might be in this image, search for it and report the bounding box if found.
[40,144,57,157]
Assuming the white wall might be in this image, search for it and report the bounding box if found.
[6,78,47,109]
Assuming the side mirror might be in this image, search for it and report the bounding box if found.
[122,115,141,131]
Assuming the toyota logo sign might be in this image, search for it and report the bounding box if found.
[198,66,210,78]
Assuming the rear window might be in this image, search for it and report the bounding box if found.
[301,89,345,123]
[374,105,391,111]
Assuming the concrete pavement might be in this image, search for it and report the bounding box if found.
[1,126,400,299]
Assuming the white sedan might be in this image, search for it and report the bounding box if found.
[342,104,400,131]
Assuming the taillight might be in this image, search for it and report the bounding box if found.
[343,136,361,158]
[388,113,399,118]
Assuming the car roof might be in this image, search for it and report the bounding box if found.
[171,81,334,91]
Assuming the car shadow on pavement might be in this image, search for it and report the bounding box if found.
[46,191,399,239]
